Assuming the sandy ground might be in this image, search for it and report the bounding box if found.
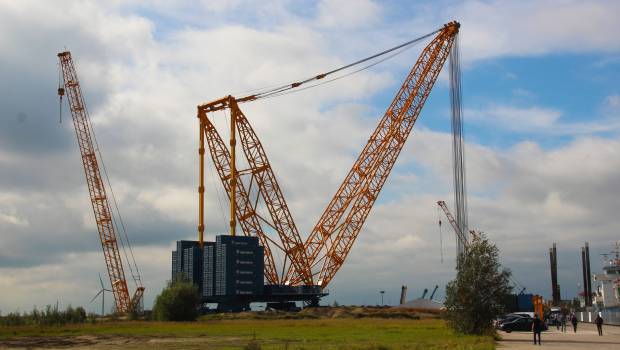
[0,335,250,349]
[498,322,620,349]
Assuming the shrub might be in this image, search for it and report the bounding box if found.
[152,280,201,321]
[444,235,512,335]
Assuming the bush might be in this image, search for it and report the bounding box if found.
[0,305,87,327]
[444,235,512,335]
[152,280,201,321]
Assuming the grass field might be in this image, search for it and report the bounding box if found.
[0,317,494,349]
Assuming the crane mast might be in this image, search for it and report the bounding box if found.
[58,51,143,313]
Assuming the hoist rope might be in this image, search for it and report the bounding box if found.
[86,105,142,287]
[236,27,442,102]
[437,205,444,264]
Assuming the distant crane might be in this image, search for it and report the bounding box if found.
[57,51,144,313]
[437,200,470,252]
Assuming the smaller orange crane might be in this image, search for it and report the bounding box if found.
[437,200,470,251]
[58,51,143,314]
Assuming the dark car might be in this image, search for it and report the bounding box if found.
[495,314,525,328]
[499,317,547,333]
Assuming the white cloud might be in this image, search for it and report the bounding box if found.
[605,94,620,109]
[444,0,620,62]
[316,0,381,29]
[467,104,620,135]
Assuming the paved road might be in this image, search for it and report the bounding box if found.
[498,322,620,349]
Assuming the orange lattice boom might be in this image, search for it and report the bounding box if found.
[58,51,144,313]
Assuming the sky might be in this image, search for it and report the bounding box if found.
[1,0,619,313]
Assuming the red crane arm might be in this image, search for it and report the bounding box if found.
[58,51,143,313]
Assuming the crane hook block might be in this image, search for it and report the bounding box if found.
[58,87,65,96]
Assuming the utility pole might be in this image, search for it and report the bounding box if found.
[549,243,560,305]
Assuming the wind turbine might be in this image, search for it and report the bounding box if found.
[90,274,112,316]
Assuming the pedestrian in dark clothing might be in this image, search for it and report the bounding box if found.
[561,313,567,333]
[555,314,560,331]
[571,314,578,332]
[532,315,543,345]
[595,314,604,336]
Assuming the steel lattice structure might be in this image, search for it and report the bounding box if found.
[58,52,144,313]
[197,22,460,288]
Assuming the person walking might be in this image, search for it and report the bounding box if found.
[532,315,543,345]
[595,314,604,336]
[561,313,567,333]
[555,314,560,331]
[571,313,578,333]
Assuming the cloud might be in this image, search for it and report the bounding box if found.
[605,94,620,109]
[467,104,620,135]
[316,0,382,29]
[445,0,620,62]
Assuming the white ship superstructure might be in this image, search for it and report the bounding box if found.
[593,242,620,309]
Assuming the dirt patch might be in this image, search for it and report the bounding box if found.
[200,306,441,321]
[0,335,99,349]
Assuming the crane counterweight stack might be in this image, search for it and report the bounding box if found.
[57,51,143,314]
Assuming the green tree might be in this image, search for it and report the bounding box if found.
[444,235,512,335]
[152,280,201,321]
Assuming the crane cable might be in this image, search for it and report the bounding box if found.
[58,63,142,287]
[437,205,444,264]
[237,27,442,103]
[82,100,142,288]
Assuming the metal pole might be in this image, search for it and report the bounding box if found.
[581,247,588,306]
[585,242,592,306]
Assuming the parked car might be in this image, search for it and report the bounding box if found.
[499,317,548,333]
[494,314,526,328]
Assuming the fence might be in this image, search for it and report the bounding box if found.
[578,310,620,326]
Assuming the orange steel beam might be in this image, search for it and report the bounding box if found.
[58,51,143,313]
[290,22,460,286]
[197,97,313,285]
[199,109,280,284]
[232,100,313,285]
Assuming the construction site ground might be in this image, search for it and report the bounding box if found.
[498,322,620,349]
[0,308,494,349]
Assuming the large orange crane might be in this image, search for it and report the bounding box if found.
[198,21,461,288]
[58,51,144,313]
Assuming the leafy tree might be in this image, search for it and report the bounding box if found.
[152,280,201,321]
[444,235,512,335]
